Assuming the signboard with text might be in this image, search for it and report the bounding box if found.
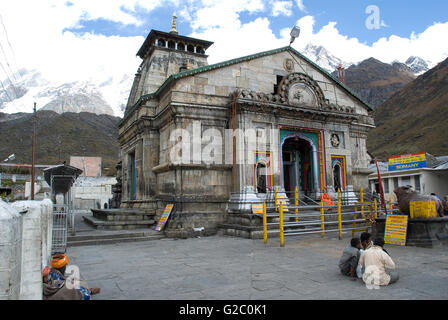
[388,152,426,171]
[384,214,408,246]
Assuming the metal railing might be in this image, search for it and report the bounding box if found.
[257,187,399,247]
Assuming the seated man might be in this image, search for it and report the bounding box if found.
[338,237,361,281]
[356,232,373,278]
[42,253,100,300]
[360,238,399,286]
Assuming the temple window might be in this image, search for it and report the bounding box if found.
[187,44,194,53]
[177,43,185,51]
[157,39,166,47]
[168,40,175,49]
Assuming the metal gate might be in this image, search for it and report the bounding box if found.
[52,204,68,254]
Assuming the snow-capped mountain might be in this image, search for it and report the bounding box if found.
[0,69,133,117]
[301,43,353,73]
[0,46,435,118]
[405,56,431,75]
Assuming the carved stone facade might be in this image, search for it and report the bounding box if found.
[118,27,375,236]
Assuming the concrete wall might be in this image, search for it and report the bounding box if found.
[0,201,21,300]
[72,177,116,210]
[0,199,53,300]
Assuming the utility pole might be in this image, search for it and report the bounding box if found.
[31,102,36,200]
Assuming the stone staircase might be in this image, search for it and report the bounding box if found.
[218,205,347,239]
[67,229,165,247]
[82,208,156,230]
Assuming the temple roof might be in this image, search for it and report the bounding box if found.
[136,29,214,59]
[122,46,374,125]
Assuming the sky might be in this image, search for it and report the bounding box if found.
[0,0,447,89]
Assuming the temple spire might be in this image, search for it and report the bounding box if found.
[170,14,178,35]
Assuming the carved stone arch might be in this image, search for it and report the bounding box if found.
[278,72,326,109]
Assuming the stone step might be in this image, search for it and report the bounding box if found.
[83,215,156,230]
[67,234,165,247]
[91,208,156,222]
[67,231,157,242]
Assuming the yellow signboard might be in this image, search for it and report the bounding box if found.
[388,152,426,171]
[155,204,174,231]
[409,201,437,218]
[384,214,408,246]
[251,204,263,214]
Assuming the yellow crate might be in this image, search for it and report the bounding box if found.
[409,200,437,218]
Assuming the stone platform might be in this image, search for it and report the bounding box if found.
[83,208,156,230]
[373,216,448,248]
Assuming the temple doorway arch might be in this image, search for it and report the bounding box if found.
[281,134,318,197]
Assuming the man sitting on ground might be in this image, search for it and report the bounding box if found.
[338,237,361,281]
[360,238,399,286]
[42,253,100,300]
[356,232,373,278]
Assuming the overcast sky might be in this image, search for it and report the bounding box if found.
[0,0,447,86]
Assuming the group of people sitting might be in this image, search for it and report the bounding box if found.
[42,253,101,300]
[338,232,399,286]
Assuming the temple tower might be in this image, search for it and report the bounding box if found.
[125,16,214,111]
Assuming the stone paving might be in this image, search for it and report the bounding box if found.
[67,233,448,300]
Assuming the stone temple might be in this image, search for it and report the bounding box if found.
[117,19,375,237]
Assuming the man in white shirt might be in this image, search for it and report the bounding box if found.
[360,237,399,286]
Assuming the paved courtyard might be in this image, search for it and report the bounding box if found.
[67,233,448,300]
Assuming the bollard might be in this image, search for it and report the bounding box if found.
[337,189,342,240]
[279,202,285,247]
[295,186,299,222]
[274,187,278,212]
[320,200,325,238]
[263,201,267,244]
[389,199,393,213]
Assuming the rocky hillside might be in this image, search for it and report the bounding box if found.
[367,57,448,159]
[0,111,120,176]
[333,58,416,107]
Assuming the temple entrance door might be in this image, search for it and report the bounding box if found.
[282,137,314,197]
[256,162,267,193]
[333,164,342,192]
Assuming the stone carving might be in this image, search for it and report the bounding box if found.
[288,82,317,107]
[278,72,325,109]
[330,133,340,147]
[284,58,294,72]
[394,186,444,217]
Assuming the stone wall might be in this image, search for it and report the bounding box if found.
[0,199,53,300]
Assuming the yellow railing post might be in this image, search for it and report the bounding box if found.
[374,198,378,218]
[263,201,267,244]
[320,200,325,238]
[274,187,278,212]
[338,189,342,240]
[279,202,285,247]
[360,186,364,213]
[352,205,357,238]
[388,199,393,213]
[295,186,299,222]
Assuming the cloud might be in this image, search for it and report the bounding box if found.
[290,16,448,66]
[0,0,447,115]
[271,1,293,17]
[296,0,306,12]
